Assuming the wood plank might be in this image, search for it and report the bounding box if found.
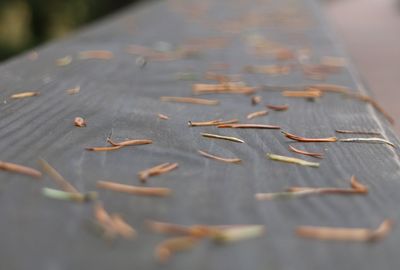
[0,0,399,269]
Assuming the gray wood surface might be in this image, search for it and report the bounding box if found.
[0,0,399,269]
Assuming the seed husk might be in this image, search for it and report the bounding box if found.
[197,150,241,164]
[97,180,171,197]
[74,117,86,127]
[267,153,320,167]
[251,95,262,105]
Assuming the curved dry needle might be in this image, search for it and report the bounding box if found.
[339,137,395,148]
[267,153,320,167]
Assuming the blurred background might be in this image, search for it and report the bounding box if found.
[0,0,138,61]
[0,0,398,131]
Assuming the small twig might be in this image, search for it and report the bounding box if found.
[266,104,289,111]
[267,153,320,167]
[251,96,262,105]
[339,137,395,148]
[247,110,269,120]
[296,219,393,242]
[38,158,79,193]
[146,220,210,238]
[197,150,241,164]
[160,96,219,105]
[111,214,137,239]
[97,180,171,197]
[288,145,323,159]
[74,117,86,127]
[218,124,280,129]
[138,162,178,182]
[79,50,113,60]
[188,119,238,127]
[10,91,39,99]
[201,132,244,143]
[0,160,42,178]
[335,129,382,136]
[282,131,337,142]
[94,202,117,239]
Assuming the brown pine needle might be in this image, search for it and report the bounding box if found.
[38,159,79,193]
[107,138,152,147]
[158,113,169,120]
[335,129,382,136]
[79,50,113,60]
[160,96,219,105]
[188,119,238,127]
[86,145,123,151]
[296,219,393,242]
[288,145,323,159]
[138,162,178,182]
[282,89,322,98]
[155,236,200,263]
[0,161,42,178]
[247,110,269,120]
[192,83,256,95]
[146,220,210,238]
[201,132,244,143]
[267,153,320,167]
[218,124,280,129]
[94,202,117,239]
[74,117,86,127]
[251,95,262,105]
[244,65,291,75]
[66,86,80,95]
[266,104,289,111]
[309,83,350,94]
[97,180,171,197]
[257,176,367,200]
[10,91,39,99]
[111,214,137,239]
[197,150,241,164]
[282,131,337,142]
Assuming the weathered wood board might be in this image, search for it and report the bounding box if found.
[0,0,399,269]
